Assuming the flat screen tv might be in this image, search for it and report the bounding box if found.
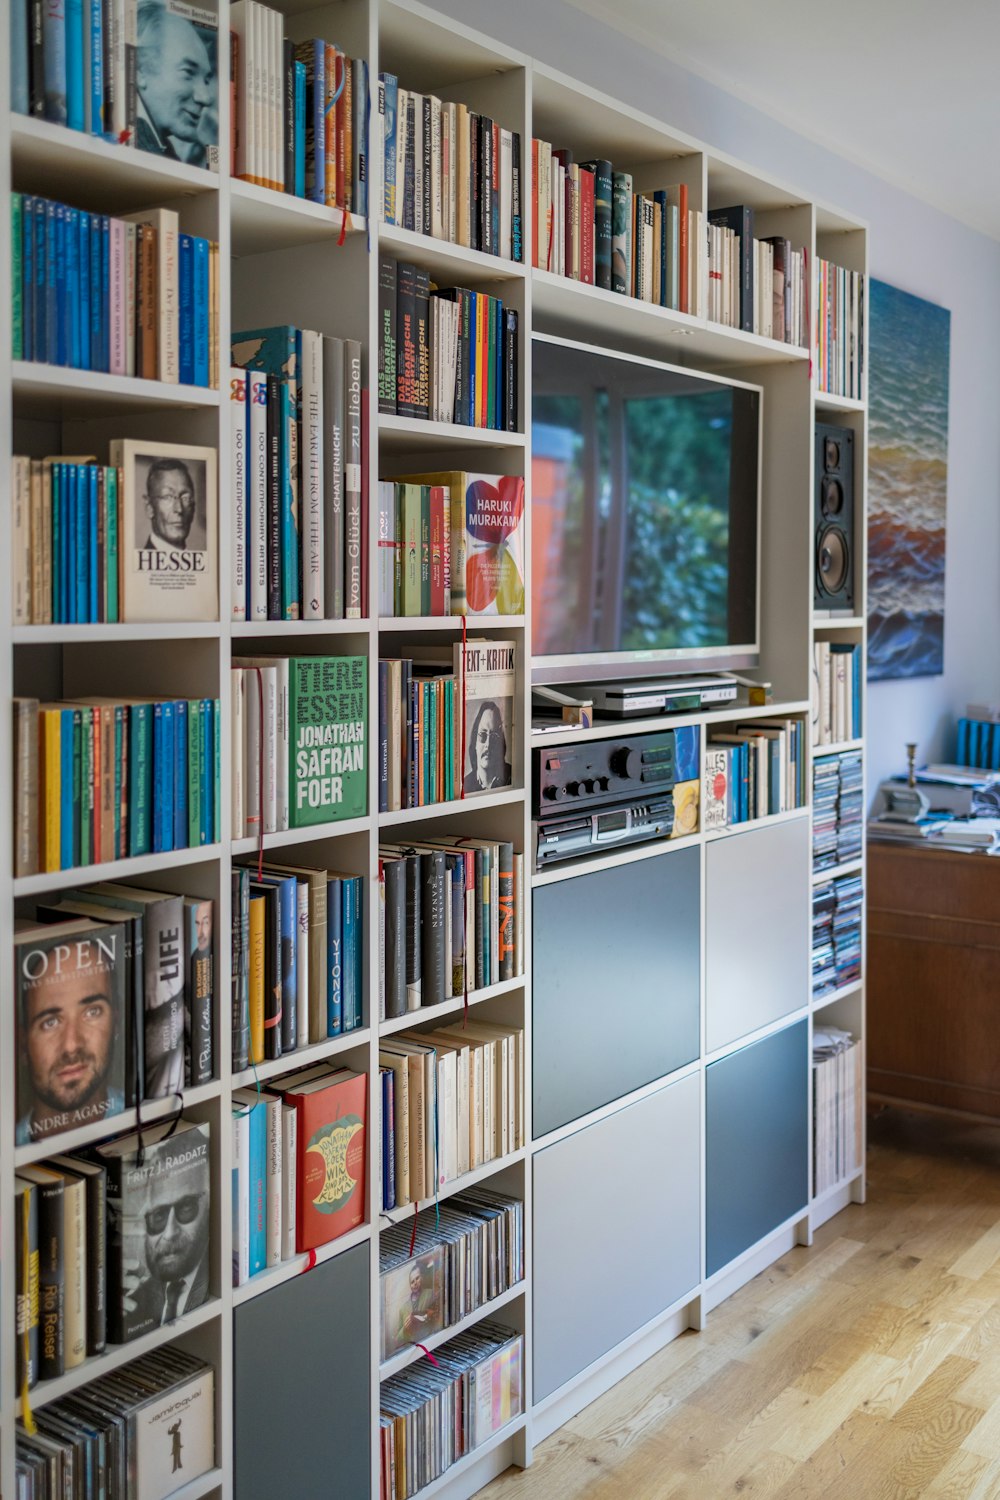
[531,333,762,685]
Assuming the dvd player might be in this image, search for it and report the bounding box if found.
[581,675,739,718]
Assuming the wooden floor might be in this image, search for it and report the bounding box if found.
[485,1106,1000,1499]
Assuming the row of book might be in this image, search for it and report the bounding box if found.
[10,0,220,173]
[813,749,864,871]
[230,4,368,213]
[232,1064,367,1283]
[816,257,865,400]
[12,196,219,386]
[379,639,516,813]
[380,1323,523,1500]
[707,219,809,346]
[229,327,365,622]
[379,838,524,1022]
[702,717,807,829]
[17,891,214,1149]
[14,694,221,878]
[377,73,523,261]
[11,457,121,625]
[377,258,519,431]
[231,861,365,1074]
[380,1020,524,1210]
[16,1119,211,1387]
[16,1347,215,1498]
[376,471,526,620]
[230,654,367,839]
[813,1027,862,1196]
[812,641,862,746]
[955,714,1000,771]
[379,1189,523,1360]
[812,870,863,998]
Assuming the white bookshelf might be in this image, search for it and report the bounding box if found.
[0,0,868,1493]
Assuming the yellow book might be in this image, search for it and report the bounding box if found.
[249,893,265,1064]
[38,706,62,873]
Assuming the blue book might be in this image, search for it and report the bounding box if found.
[53,202,68,366]
[78,211,90,368]
[43,0,67,123]
[64,0,84,129]
[99,214,109,372]
[340,874,357,1031]
[327,875,343,1035]
[244,1098,266,1276]
[173,698,188,849]
[44,199,58,364]
[87,464,98,620]
[178,233,195,384]
[89,212,102,370]
[65,464,79,622]
[257,874,298,1051]
[127,701,153,857]
[213,698,221,843]
[65,207,80,367]
[151,701,173,852]
[193,236,209,386]
[86,0,102,134]
[293,61,306,198]
[309,39,325,204]
[50,464,62,620]
[200,695,213,845]
[11,0,29,114]
[381,72,398,223]
[59,708,74,869]
[957,718,969,766]
[22,196,34,360]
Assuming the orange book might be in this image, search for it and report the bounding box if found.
[324,44,337,207]
[284,1068,367,1251]
[38,706,62,873]
[334,48,346,209]
[342,57,353,210]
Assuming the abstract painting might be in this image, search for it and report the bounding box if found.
[867,279,950,680]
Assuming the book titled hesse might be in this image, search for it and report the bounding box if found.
[289,655,367,827]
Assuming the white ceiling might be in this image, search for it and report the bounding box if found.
[565,0,1000,242]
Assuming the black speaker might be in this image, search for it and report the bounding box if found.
[814,422,855,609]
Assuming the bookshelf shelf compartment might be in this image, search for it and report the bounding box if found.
[704,805,811,843]
[231,619,369,637]
[379,221,527,284]
[812,979,864,1013]
[231,1028,371,1089]
[404,1415,528,1500]
[381,1149,527,1226]
[380,977,524,1036]
[13,842,222,898]
[813,738,864,758]
[378,415,526,452]
[230,179,366,256]
[379,789,525,827]
[231,816,370,856]
[814,390,866,415]
[12,363,221,417]
[232,1222,372,1307]
[15,1297,222,1416]
[812,616,866,631]
[10,115,219,207]
[379,1281,526,1381]
[14,1080,222,1169]
[531,699,813,749]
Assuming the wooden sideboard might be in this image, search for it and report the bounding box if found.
[868,840,1000,1117]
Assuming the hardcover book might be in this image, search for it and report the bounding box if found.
[109,439,218,623]
[455,638,515,795]
[288,654,367,826]
[15,918,127,1145]
[93,1117,211,1343]
[277,1067,367,1251]
[396,470,525,616]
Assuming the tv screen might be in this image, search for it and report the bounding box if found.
[531,335,761,684]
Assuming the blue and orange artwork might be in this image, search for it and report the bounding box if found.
[867,280,950,681]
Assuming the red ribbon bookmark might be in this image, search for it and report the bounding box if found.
[415,1343,440,1367]
[408,1201,419,1257]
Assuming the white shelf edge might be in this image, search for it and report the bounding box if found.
[380,1149,526,1225]
[10,113,218,194]
[379,414,526,448]
[379,976,524,1036]
[13,361,220,407]
[14,842,222,898]
[811,857,864,884]
[231,816,370,855]
[812,979,864,1012]
[812,738,864,758]
[14,1081,222,1168]
[530,1058,702,1154]
[379,788,525,827]
[377,616,526,632]
[378,219,526,280]
[16,1298,222,1415]
[531,828,702,888]
[703,805,810,842]
[232,1222,372,1306]
[13,622,222,643]
[230,1028,370,1089]
[231,618,369,636]
[703,1006,811,1069]
[379,1280,525,1381]
[531,699,812,747]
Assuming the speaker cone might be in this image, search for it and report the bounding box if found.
[817,526,849,595]
[824,437,841,470]
[821,477,844,516]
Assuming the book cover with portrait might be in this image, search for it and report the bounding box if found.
[380,1247,444,1360]
[110,439,218,623]
[453,638,516,796]
[129,0,220,171]
[15,918,128,1146]
[94,1118,212,1343]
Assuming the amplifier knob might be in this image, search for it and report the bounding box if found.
[542,785,559,801]
[565,780,581,797]
[596,776,610,792]
[609,746,640,780]
[581,779,596,795]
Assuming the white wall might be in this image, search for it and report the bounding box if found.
[433,0,1000,791]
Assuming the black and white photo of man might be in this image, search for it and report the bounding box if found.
[115,438,218,622]
[136,455,207,555]
[121,1125,212,1336]
[135,0,218,166]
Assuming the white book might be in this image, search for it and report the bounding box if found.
[270,5,283,191]
[280,1101,297,1258]
[232,1108,250,1285]
[412,92,424,234]
[497,129,512,261]
[430,95,443,238]
[264,1092,282,1267]
[300,329,324,619]
[322,335,345,619]
[296,880,309,1048]
[250,1,264,185]
[236,660,277,831]
[122,206,178,382]
[248,369,268,620]
[234,655,288,830]
[231,667,245,838]
[446,102,457,242]
[125,224,137,377]
[378,480,395,616]
[230,366,248,620]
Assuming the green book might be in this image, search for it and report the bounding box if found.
[105,467,118,623]
[401,483,422,617]
[419,485,431,614]
[12,194,22,360]
[288,655,367,827]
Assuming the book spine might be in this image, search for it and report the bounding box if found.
[327,875,343,1034]
[193,236,210,387]
[281,1101,297,1257]
[62,1181,86,1368]
[300,328,324,619]
[265,1096,282,1267]
[323,336,345,619]
[382,72,398,223]
[231,868,250,1071]
[265,371,281,619]
[35,1177,64,1378]
[247,1100,265,1275]
[296,880,309,1047]
[378,256,397,415]
[345,338,363,619]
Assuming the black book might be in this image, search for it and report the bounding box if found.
[49,1156,107,1357]
[29,0,44,116]
[403,851,421,1008]
[378,257,397,415]
[265,371,282,619]
[511,130,522,262]
[469,113,480,252]
[503,307,518,432]
[580,159,613,291]
[283,38,295,196]
[421,94,432,236]
[17,1166,64,1381]
[396,260,419,419]
[708,204,755,332]
[101,0,114,134]
[420,851,447,1008]
[383,856,407,1019]
[414,267,430,419]
[15,1176,39,1391]
[249,880,282,1059]
[231,867,250,1072]
[479,115,493,256]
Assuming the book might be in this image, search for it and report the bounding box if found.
[109,438,218,623]
[14,1176,39,1392]
[456,638,515,795]
[47,1152,107,1356]
[395,469,525,616]
[92,1117,211,1343]
[16,1165,64,1381]
[15,917,127,1145]
[275,1066,367,1251]
[184,896,214,1086]
[287,654,367,826]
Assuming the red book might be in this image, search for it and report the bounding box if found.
[579,166,595,284]
[429,486,446,615]
[679,183,689,315]
[285,1068,367,1251]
